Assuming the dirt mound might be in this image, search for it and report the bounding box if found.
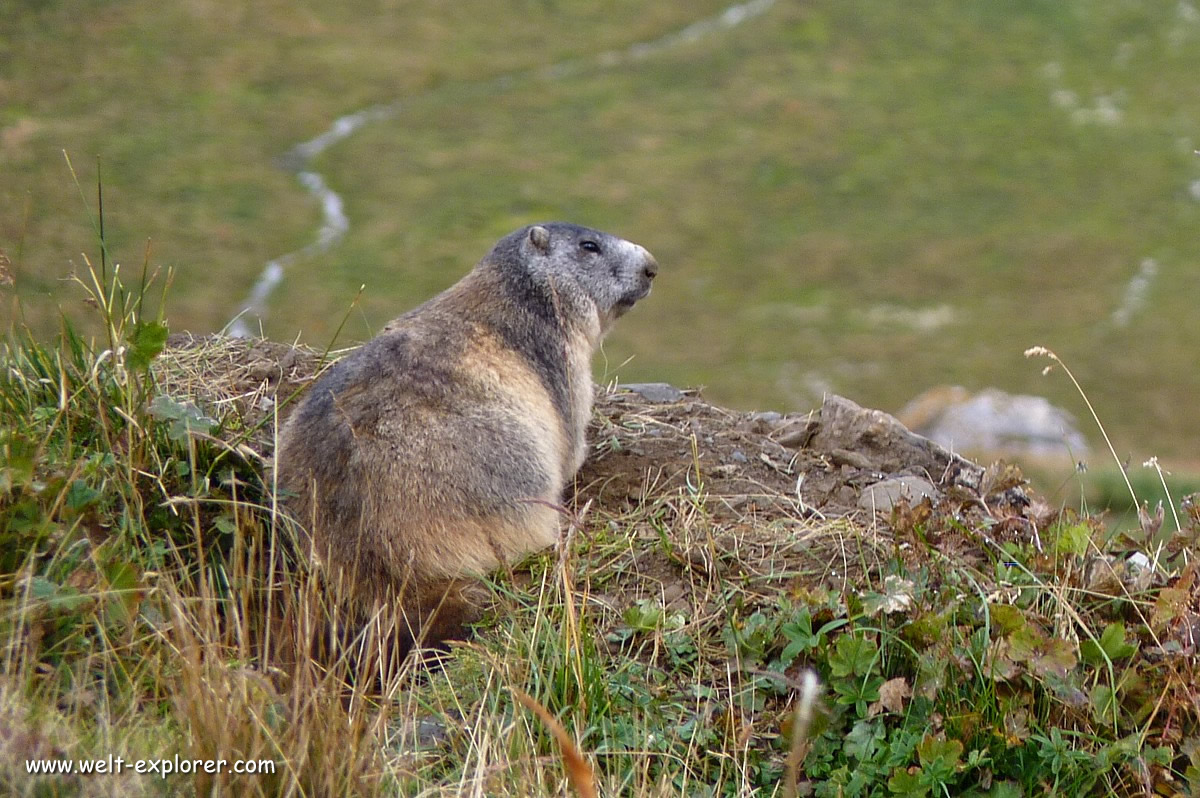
[578,385,997,525]
[157,335,1028,527]
[152,334,1046,628]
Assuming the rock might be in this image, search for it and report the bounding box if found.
[827,448,875,471]
[661,583,685,605]
[749,411,783,425]
[1086,552,1156,595]
[774,417,818,448]
[619,382,686,404]
[1124,552,1155,592]
[745,411,784,435]
[808,394,985,492]
[898,386,1088,458]
[858,476,940,514]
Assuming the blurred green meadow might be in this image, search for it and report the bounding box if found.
[4,0,1199,465]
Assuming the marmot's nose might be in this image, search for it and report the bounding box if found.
[642,253,659,281]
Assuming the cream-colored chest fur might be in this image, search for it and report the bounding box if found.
[564,318,601,478]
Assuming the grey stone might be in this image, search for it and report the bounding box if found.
[775,418,818,448]
[619,382,686,403]
[808,394,985,492]
[858,476,940,514]
[749,411,783,424]
[899,386,1089,457]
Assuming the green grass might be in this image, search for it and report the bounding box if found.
[3,0,1200,465]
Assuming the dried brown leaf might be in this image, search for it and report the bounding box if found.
[1138,500,1165,540]
[871,677,911,715]
[511,688,596,798]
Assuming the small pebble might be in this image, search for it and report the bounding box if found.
[620,382,685,403]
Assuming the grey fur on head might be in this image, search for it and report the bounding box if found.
[495,222,658,334]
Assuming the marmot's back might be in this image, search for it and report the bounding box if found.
[275,223,657,655]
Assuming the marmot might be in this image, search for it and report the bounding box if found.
[275,222,657,660]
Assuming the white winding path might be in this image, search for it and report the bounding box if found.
[227,0,775,337]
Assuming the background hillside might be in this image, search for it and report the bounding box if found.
[3,0,1199,463]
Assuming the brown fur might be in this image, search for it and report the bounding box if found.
[274,223,657,665]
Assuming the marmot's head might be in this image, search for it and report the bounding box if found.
[494,222,658,333]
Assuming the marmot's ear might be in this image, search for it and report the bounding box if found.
[528,225,551,254]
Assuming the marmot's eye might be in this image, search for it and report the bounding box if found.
[579,240,602,254]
